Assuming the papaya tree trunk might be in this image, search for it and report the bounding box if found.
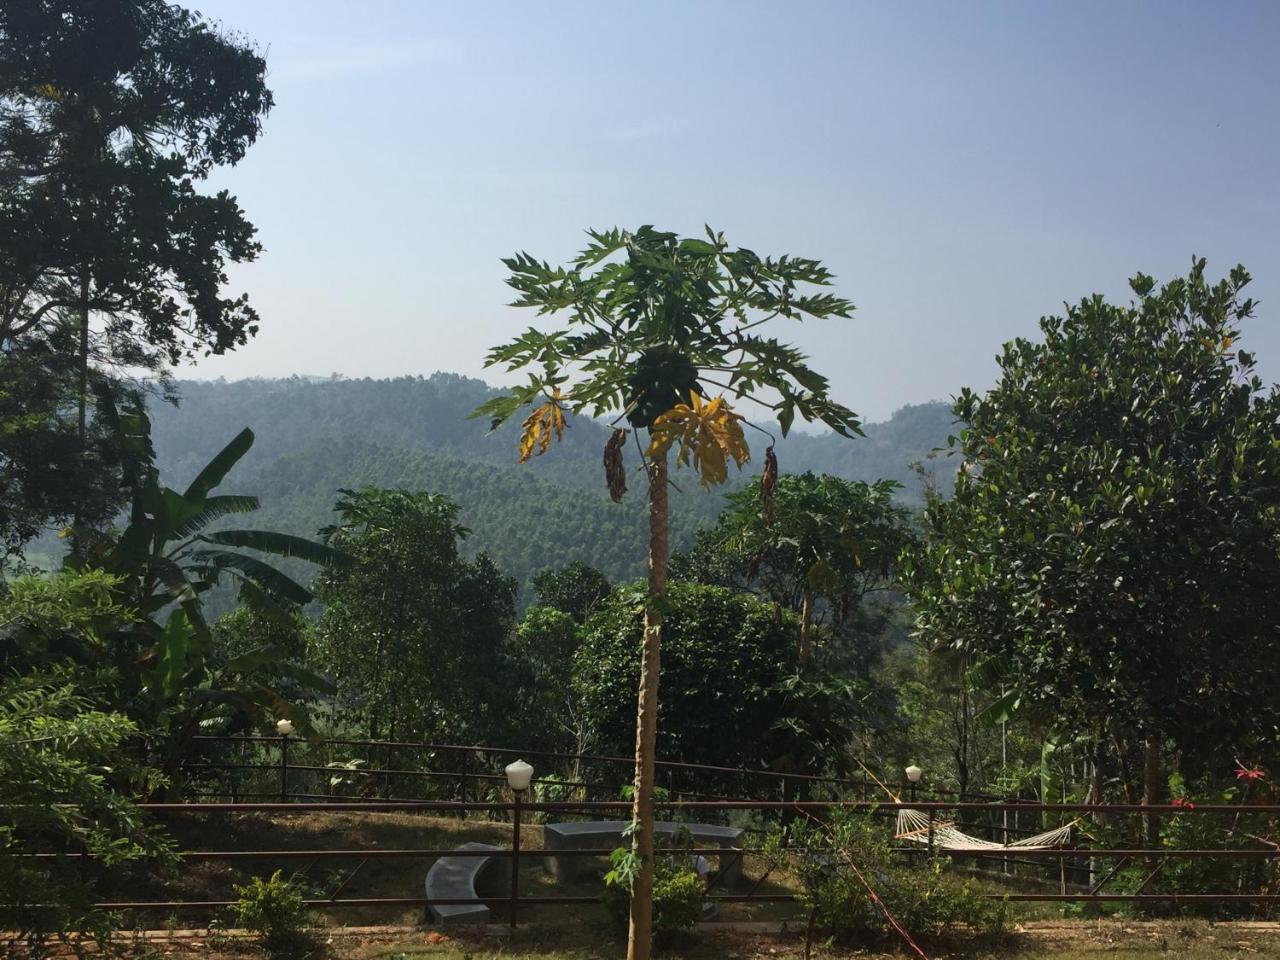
[627,452,667,960]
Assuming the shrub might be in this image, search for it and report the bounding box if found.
[1102,772,1280,917]
[767,809,1007,946]
[602,858,704,941]
[0,663,176,957]
[233,871,318,960]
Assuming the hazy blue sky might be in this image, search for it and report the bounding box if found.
[193,1,1279,422]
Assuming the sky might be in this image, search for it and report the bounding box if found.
[191,0,1280,423]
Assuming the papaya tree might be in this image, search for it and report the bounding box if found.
[474,225,858,960]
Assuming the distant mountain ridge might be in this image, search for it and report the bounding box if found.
[142,374,960,594]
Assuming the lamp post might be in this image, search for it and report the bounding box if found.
[504,759,533,929]
[905,764,930,860]
[276,719,294,802]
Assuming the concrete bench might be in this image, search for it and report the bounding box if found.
[542,820,744,886]
[424,841,509,924]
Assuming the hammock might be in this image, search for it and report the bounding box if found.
[895,808,1075,851]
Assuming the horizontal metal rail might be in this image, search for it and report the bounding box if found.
[30,846,755,861]
[134,799,1280,814]
[91,891,1280,911]
[36,845,1280,862]
[190,734,997,798]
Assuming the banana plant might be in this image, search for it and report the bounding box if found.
[67,392,347,790]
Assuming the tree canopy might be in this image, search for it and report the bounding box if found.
[311,487,518,744]
[905,260,1280,768]
[0,0,272,358]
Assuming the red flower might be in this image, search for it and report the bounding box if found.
[1236,765,1266,782]
[1171,797,1195,809]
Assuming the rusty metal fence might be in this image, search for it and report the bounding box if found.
[184,734,1005,806]
[61,797,1280,922]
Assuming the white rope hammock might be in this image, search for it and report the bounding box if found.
[895,808,1074,851]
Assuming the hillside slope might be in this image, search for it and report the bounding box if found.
[139,374,958,592]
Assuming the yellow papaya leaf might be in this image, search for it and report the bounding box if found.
[647,391,750,487]
[518,388,567,463]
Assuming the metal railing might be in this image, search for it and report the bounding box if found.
[186,734,1009,808]
[55,797,1280,922]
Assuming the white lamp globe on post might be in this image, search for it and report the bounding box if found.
[503,760,534,929]
[905,764,922,803]
[505,759,534,793]
[276,718,294,803]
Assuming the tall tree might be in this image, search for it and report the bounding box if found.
[904,260,1280,826]
[475,226,858,959]
[0,0,271,355]
[0,0,271,539]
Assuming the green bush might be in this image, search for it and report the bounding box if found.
[602,859,704,941]
[233,871,318,960]
[1100,773,1280,917]
[0,657,176,957]
[768,810,1007,944]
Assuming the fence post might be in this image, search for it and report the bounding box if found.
[279,733,290,803]
[510,789,522,929]
[926,807,935,858]
[460,750,470,816]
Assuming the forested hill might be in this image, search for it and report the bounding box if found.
[145,374,958,591]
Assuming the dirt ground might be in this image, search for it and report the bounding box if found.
[66,919,1280,960]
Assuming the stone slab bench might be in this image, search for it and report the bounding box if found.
[425,841,509,924]
[542,820,744,886]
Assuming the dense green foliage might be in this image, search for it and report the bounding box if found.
[769,809,1008,945]
[603,857,704,941]
[310,487,517,743]
[683,472,914,665]
[0,571,176,954]
[4,405,338,809]
[531,561,613,623]
[574,583,804,769]
[906,261,1280,776]
[511,605,588,754]
[0,0,272,361]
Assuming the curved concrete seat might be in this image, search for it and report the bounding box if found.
[542,820,744,885]
[425,841,509,924]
